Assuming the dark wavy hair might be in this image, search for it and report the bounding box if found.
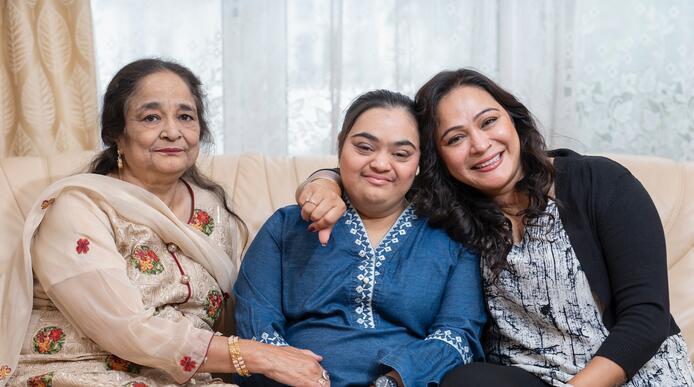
[89,58,247,243]
[413,68,554,277]
[337,89,416,155]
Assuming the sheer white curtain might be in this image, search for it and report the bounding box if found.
[92,0,694,159]
[91,0,224,154]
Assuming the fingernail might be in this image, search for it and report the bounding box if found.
[321,242,327,247]
[307,226,316,232]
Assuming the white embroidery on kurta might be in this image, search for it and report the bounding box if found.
[426,329,472,362]
[253,330,288,346]
[345,201,416,329]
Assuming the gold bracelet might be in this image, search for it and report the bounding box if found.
[227,335,251,377]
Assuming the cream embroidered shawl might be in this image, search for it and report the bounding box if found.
[0,174,238,385]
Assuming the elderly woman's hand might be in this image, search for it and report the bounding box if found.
[242,339,331,387]
[296,174,345,246]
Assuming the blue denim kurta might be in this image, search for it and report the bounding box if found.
[234,203,486,387]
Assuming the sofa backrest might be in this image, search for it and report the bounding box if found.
[0,151,692,360]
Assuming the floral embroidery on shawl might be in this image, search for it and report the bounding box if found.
[75,238,90,254]
[26,372,53,387]
[41,198,55,209]
[0,365,11,380]
[190,209,215,236]
[203,289,223,321]
[129,245,164,275]
[426,329,472,362]
[32,326,65,354]
[105,354,141,374]
[179,356,197,372]
[344,201,416,329]
[123,382,149,387]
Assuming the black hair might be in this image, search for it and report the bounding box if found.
[414,68,554,277]
[337,89,416,155]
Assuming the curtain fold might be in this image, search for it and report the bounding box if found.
[0,0,98,158]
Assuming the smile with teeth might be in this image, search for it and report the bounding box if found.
[473,152,502,170]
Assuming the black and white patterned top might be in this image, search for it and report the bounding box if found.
[483,200,694,387]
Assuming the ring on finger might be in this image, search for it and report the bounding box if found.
[318,377,327,385]
[322,369,330,381]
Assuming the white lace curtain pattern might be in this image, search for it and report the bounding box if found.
[91,0,694,160]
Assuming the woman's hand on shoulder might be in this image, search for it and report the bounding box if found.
[296,176,346,246]
[242,339,330,387]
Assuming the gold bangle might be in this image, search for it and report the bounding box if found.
[227,335,251,377]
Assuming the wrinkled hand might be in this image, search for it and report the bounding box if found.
[242,340,331,387]
[297,178,346,246]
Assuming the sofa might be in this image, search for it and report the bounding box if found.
[1,151,692,362]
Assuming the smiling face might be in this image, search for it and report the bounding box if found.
[435,86,523,198]
[116,70,200,185]
[339,107,420,218]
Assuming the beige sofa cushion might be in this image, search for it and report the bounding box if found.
[0,151,691,362]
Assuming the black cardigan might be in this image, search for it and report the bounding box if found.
[550,149,679,378]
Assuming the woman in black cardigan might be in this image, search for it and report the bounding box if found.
[297,69,694,386]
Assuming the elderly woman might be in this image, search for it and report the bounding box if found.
[299,69,694,387]
[1,59,325,387]
[234,90,486,387]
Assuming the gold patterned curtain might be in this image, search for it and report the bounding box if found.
[0,0,98,158]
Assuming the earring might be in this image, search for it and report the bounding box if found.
[117,148,123,169]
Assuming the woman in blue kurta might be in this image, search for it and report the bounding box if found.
[234,90,486,387]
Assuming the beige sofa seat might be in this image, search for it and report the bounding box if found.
[0,151,692,362]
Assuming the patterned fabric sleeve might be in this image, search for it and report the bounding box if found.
[378,243,486,387]
[30,190,213,384]
[233,209,289,347]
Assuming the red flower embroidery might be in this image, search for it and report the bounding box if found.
[49,328,63,342]
[196,210,210,224]
[190,209,215,236]
[179,356,197,372]
[41,198,55,209]
[123,383,148,387]
[105,354,141,373]
[32,326,65,354]
[130,245,164,275]
[203,289,223,321]
[26,372,53,387]
[76,238,90,254]
[0,365,11,380]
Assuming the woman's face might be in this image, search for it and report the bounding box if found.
[434,86,523,198]
[117,71,200,184]
[339,107,419,217]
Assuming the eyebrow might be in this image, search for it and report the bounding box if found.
[439,107,500,140]
[350,132,417,149]
[135,102,196,113]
